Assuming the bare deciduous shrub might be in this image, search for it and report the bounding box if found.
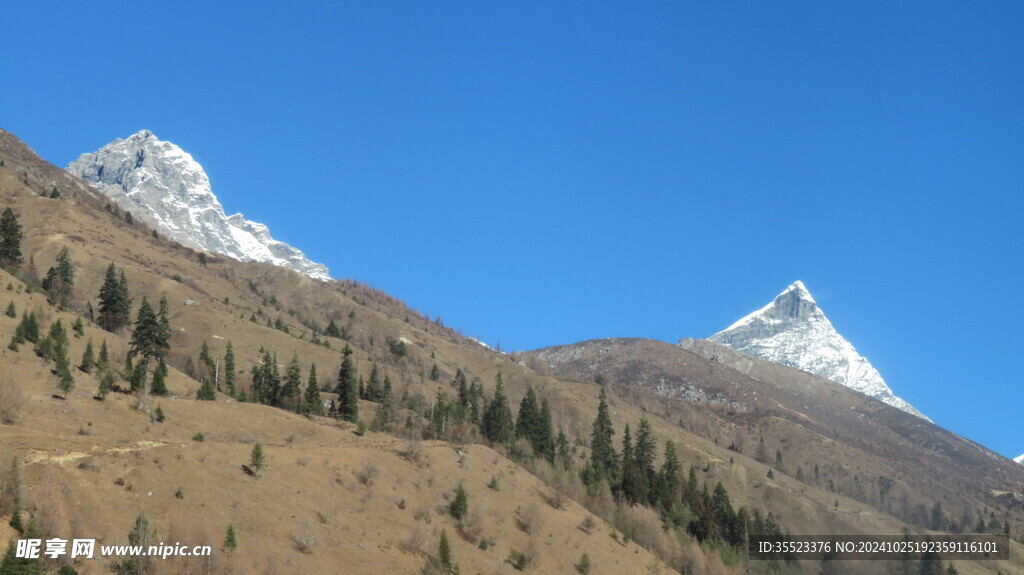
[166,514,221,575]
[517,502,544,535]
[543,487,566,510]
[618,504,682,568]
[356,458,379,486]
[316,495,339,525]
[402,521,431,554]
[0,375,27,425]
[456,507,483,543]
[77,457,98,472]
[401,440,423,465]
[578,516,597,535]
[292,520,317,554]
[413,506,432,524]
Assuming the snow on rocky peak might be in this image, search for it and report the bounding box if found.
[67,131,331,281]
[703,281,929,420]
[1014,454,1024,465]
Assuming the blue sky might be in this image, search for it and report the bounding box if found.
[1,2,1022,457]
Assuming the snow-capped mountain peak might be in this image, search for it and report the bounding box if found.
[67,132,330,281]
[1014,454,1024,465]
[703,281,928,420]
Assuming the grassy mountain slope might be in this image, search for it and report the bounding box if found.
[0,126,1022,574]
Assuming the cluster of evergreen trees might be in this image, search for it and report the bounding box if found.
[583,386,784,553]
[97,263,132,332]
[41,246,73,307]
[248,348,323,415]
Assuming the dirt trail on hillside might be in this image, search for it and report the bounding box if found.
[26,440,175,465]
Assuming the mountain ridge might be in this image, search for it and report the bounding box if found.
[66,130,331,281]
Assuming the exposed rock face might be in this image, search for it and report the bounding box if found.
[700,281,928,420]
[67,131,330,281]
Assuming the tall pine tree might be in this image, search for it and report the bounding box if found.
[0,208,23,268]
[150,358,169,396]
[482,371,514,447]
[303,363,323,415]
[130,297,166,361]
[98,263,132,332]
[588,385,618,484]
[280,353,302,410]
[223,341,236,396]
[336,344,359,422]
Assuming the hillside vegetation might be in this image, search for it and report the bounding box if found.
[0,127,1022,574]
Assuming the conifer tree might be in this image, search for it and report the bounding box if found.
[98,263,131,332]
[97,339,109,371]
[536,398,555,463]
[655,440,682,511]
[336,345,359,422]
[620,424,644,502]
[280,353,302,410]
[482,371,514,447]
[130,297,165,362]
[129,359,147,393]
[449,484,469,519]
[0,208,23,269]
[325,318,341,337]
[515,388,540,442]
[438,529,455,573]
[157,295,170,350]
[196,379,216,400]
[16,311,39,343]
[224,524,237,551]
[588,385,617,484]
[252,350,280,405]
[303,363,322,415]
[4,301,15,318]
[249,443,265,472]
[366,363,382,402]
[712,482,738,545]
[556,426,572,470]
[455,369,469,406]
[150,358,169,396]
[99,371,114,398]
[1,525,43,574]
[120,512,156,575]
[42,246,74,304]
[371,375,394,431]
[223,341,236,396]
[79,339,95,373]
[634,416,657,501]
